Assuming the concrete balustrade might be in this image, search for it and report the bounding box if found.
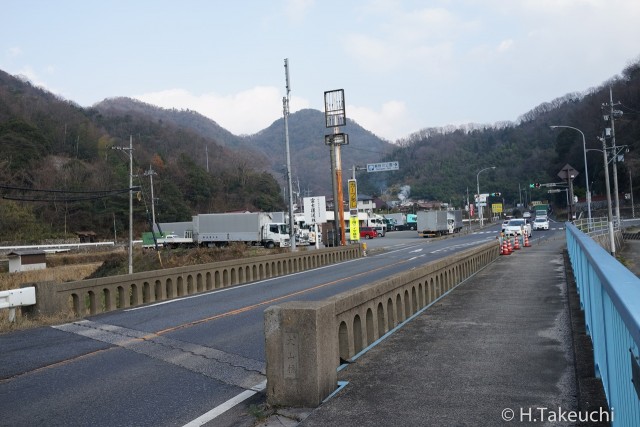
[26,245,362,317]
[265,241,499,407]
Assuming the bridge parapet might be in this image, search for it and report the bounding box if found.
[566,222,640,426]
[25,245,362,317]
[265,240,499,407]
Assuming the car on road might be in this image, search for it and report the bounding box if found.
[523,211,532,219]
[532,217,549,230]
[360,227,378,239]
[502,218,532,237]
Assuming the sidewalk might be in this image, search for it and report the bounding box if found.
[291,237,584,426]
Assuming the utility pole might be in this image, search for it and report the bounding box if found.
[283,58,296,251]
[144,165,157,232]
[606,87,622,224]
[112,136,134,274]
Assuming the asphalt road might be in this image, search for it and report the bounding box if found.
[0,224,565,427]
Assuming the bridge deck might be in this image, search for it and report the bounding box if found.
[298,237,610,426]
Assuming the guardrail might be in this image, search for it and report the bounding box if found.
[264,240,499,407]
[573,217,624,253]
[566,223,640,426]
[25,245,362,317]
[0,287,36,322]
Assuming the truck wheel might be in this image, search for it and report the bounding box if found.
[265,241,275,249]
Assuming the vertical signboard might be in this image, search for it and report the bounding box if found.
[348,179,357,210]
[350,216,360,241]
[303,196,327,225]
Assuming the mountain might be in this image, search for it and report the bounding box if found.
[356,59,640,212]
[0,71,285,243]
[242,108,394,196]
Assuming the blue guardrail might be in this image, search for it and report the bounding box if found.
[566,222,640,426]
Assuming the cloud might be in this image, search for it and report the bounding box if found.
[8,47,22,57]
[135,86,310,135]
[347,100,413,141]
[285,0,315,21]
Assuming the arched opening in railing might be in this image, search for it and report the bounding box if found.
[187,275,194,294]
[353,314,363,355]
[377,302,386,337]
[404,289,411,316]
[130,284,138,306]
[117,286,126,308]
[166,278,174,299]
[396,294,403,322]
[155,280,162,301]
[88,290,97,315]
[223,269,229,287]
[386,298,394,330]
[197,274,203,292]
[338,321,349,361]
[206,272,212,290]
[72,293,81,315]
[366,308,374,345]
[411,286,418,313]
[177,276,185,297]
[143,282,151,303]
[103,288,112,311]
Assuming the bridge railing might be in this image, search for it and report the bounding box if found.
[566,222,640,426]
[264,240,499,407]
[25,245,362,318]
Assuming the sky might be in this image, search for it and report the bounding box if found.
[2,0,640,142]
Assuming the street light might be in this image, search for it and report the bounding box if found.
[550,126,592,226]
[476,166,496,227]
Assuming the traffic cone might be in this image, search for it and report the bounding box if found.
[506,236,513,253]
[513,234,521,250]
[501,238,510,255]
[524,233,531,247]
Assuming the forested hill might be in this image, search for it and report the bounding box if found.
[0,71,285,243]
[357,59,640,209]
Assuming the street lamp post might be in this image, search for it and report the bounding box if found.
[476,166,496,227]
[550,125,592,226]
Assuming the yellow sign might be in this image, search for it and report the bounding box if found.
[350,216,360,241]
[348,179,357,210]
[492,203,503,213]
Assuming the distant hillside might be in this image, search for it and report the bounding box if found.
[242,108,394,196]
[95,97,246,149]
[0,71,285,243]
[94,100,394,197]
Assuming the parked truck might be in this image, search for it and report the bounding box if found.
[385,213,417,231]
[417,210,463,237]
[194,212,290,248]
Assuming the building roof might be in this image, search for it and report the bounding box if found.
[8,250,46,257]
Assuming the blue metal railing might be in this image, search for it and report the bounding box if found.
[566,223,640,426]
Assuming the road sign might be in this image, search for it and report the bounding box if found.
[557,164,579,180]
[366,161,399,172]
[492,203,503,213]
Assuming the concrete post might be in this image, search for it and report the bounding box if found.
[265,300,337,407]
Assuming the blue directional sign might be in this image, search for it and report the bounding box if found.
[366,161,399,172]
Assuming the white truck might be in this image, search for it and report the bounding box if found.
[194,212,290,248]
[417,210,463,237]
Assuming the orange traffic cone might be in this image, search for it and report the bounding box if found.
[513,234,521,250]
[524,233,531,247]
[501,238,510,255]
[506,237,513,254]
